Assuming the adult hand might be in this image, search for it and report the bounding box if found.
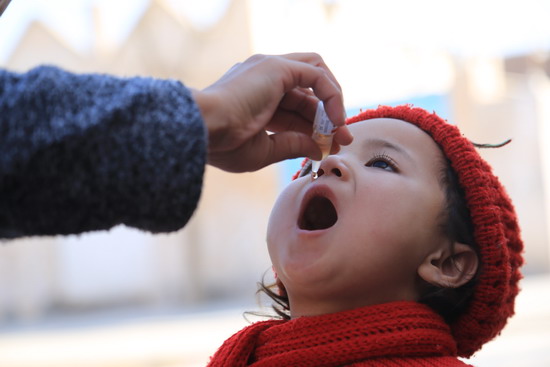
[192,53,353,172]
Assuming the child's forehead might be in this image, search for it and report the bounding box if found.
[348,117,418,133]
[346,118,437,149]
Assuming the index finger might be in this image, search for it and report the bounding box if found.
[277,58,346,127]
[280,53,346,127]
[281,53,342,91]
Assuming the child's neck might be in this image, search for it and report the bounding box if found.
[289,291,419,319]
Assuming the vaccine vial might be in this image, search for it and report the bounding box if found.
[311,101,335,179]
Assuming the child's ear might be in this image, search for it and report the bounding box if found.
[418,243,478,288]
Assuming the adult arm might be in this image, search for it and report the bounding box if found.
[0,53,352,239]
[0,66,206,238]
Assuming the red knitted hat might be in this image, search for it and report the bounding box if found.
[293,104,523,358]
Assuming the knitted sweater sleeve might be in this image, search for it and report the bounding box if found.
[0,66,207,238]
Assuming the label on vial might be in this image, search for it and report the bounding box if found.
[313,101,335,135]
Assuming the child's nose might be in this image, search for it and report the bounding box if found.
[317,155,349,180]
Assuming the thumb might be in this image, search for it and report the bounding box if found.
[265,131,322,166]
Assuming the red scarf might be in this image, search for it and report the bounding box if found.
[208,301,473,367]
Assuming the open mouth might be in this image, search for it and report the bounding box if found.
[298,194,338,231]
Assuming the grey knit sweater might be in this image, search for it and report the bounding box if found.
[0,66,207,238]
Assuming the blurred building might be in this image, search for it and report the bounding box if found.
[452,54,550,275]
[1,0,549,325]
[0,0,277,322]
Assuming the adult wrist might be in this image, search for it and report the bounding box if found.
[191,89,226,152]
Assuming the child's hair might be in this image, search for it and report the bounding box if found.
[259,156,479,324]
[417,158,478,323]
[261,105,524,358]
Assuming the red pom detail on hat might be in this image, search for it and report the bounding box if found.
[294,104,524,357]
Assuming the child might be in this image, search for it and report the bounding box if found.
[208,105,524,366]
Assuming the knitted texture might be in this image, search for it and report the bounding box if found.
[0,66,207,238]
[295,105,523,357]
[208,301,472,367]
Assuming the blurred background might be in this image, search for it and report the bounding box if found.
[1,0,549,366]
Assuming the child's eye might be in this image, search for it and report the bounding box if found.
[365,154,398,172]
[371,160,392,170]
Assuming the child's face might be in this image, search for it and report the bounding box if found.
[267,118,449,317]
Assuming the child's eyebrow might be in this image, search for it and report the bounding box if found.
[363,138,413,161]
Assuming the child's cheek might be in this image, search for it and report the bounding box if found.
[267,183,301,239]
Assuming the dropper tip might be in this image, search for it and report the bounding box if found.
[311,160,321,180]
